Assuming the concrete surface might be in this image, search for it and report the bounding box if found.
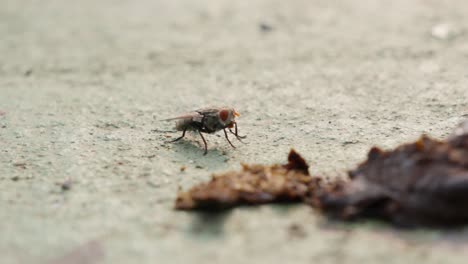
[1,0,468,263]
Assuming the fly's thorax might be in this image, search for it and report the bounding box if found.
[202,114,225,132]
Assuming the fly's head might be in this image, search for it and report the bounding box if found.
[218,107,240,128]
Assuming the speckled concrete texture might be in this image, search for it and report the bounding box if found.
[1,0,468,263]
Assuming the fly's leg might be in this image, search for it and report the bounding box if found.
[169,129,186,142]
[234,122,246,139]
[223,129,236,149]
[198,130,208,155]
[229,122,246,142]
[229,129,246,144]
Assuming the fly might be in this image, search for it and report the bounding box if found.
[164,107,246,155]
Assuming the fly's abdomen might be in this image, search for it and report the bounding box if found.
[175,119,198,131]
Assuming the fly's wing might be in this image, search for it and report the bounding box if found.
[194,107,220,116]
[161,112,204,123]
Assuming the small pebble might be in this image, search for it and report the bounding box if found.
[288,223,307,239]
[24,69,33,76]
[259,23,274,32]
[431,22,460,40]
[60,180,72,191]
[13,162,27,169]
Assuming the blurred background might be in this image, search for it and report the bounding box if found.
[1,0,467,264]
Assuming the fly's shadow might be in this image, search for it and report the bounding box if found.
[171,136,224,156]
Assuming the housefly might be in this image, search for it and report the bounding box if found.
[164,107,246,155]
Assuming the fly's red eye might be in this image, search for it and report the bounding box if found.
[219,110,229,121]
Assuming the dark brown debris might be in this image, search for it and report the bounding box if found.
[313,120,468,227]
[175,149,321,210]
[175,120,468,227]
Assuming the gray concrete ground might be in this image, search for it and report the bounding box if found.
[1,0,468,263]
